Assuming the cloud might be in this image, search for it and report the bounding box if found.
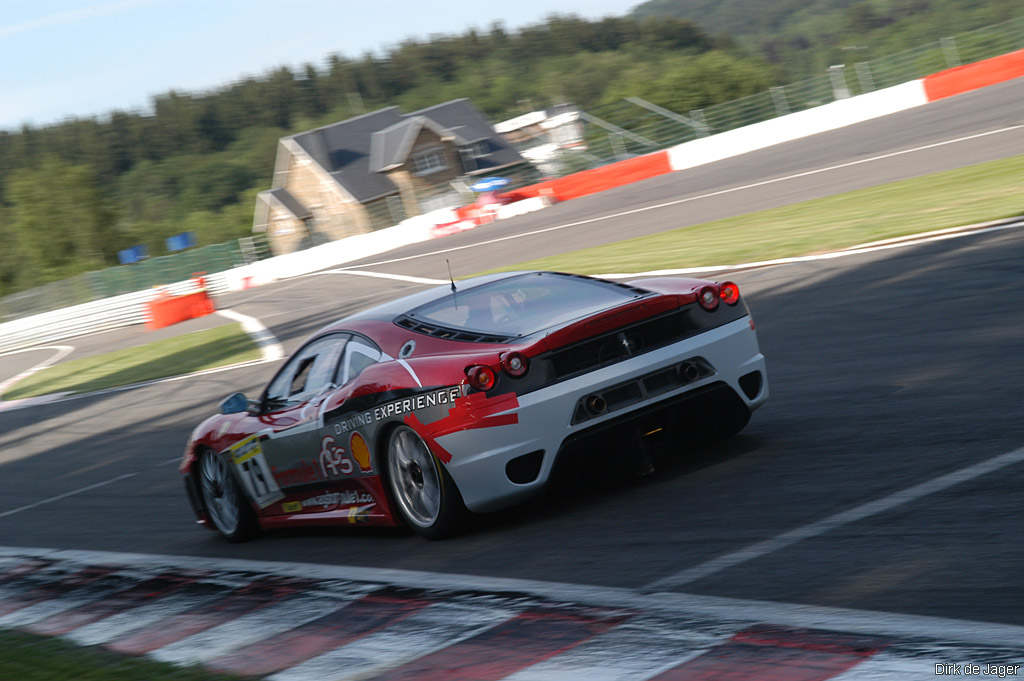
[0,0,159,39]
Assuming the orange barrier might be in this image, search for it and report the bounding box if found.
[146,290,216,330]
[923,48,1024,101]
[511,151,672,203]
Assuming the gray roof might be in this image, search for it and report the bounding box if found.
[289,107,406,204]
[287,99,524,204]
[263,187,310,219]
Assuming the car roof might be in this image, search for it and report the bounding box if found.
[309,271,654,349]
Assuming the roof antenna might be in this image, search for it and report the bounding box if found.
[446,259,458,309]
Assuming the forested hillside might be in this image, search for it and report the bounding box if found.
[0,14,775,296]
[1,1,1020,298]
[630,0,1021,76]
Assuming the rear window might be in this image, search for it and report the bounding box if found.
[407,272,648,337]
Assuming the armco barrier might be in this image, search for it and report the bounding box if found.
[0,279,212,355]
[0,218,436,355]
[923,48,1024,101]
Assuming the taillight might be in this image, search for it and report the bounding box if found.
[466,365,497,391]
[719,281,740,305]
[697,285,719,310]
[500,351,529,377]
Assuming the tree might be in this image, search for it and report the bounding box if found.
[7,158,115,285]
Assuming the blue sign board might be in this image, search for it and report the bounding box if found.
[117,244,149,265]
[166,231,197,252]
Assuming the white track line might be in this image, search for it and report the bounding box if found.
[644,445,1024,592]
[4,545,1024,647]
[335,125,1024,272]
[216,308,284,361]
[0,457,179,520]
[318,269,448,286]
[0,345,74,395]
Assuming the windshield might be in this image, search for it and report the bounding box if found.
[407,272,648,337]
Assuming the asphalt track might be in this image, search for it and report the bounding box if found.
[1,79,1023,634]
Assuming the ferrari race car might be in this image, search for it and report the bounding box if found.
[182,271,768,540]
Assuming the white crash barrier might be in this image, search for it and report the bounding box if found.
[0,278,210,355]
[0,214,442,353]
[667,80,929,172]
[495,195,554,220]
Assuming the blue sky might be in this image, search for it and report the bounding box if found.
[0,0,637,131]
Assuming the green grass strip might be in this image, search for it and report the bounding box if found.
[0,629,243,681]
[3,323,262,401]
[477,153,1024,276]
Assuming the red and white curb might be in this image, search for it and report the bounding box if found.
[0,548,1021,680]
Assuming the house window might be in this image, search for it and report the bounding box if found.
[463,140,490,158]
[411,148,449,176]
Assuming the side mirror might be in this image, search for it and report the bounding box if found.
[219,392,250,415]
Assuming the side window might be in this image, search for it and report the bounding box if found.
[263,334,348,410]
[337,338,382,386]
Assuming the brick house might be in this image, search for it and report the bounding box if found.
[253,99,527,254]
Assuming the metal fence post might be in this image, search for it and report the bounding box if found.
[828,65,851,100]
[688,109,710,137]
[854,62,876,93]
[940,37,961,68]
[769,87,790,116]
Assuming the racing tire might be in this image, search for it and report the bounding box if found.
[197,448,258,542]
[385,425,466,540]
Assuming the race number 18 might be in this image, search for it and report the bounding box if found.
[228,435,284,508]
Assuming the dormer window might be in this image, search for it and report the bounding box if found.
[411,148,449,176]
[463,140,489,158]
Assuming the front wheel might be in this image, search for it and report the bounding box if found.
[385,426,466,539]
[197,448,257,542]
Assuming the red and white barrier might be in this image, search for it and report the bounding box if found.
[923,48,1024,101]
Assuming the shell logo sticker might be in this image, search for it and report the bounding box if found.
[350,432,372,472]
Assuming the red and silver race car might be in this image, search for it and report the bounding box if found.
[182,271,768,540]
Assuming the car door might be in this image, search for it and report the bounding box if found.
[234,333,349,505]
[317,335,385,477]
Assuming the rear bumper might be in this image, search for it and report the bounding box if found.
[438,316,767,512]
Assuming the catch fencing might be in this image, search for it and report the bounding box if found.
[536,15,1024,171]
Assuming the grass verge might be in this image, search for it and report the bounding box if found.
[476,153,1024,276]
[0,629,242,681]
[3,323,262,401]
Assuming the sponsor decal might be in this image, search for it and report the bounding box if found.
[271,461,321,486]
[348,504,374,524]
[301,490,374,509]
[350,432,372,472]
[332,387,462,435]
[281,501,302,513]
[227,434,284,508]
[405,391,520,464]
[319,436,354,478]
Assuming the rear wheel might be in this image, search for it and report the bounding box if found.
[198,448,257,542]
[386,426,465,539]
